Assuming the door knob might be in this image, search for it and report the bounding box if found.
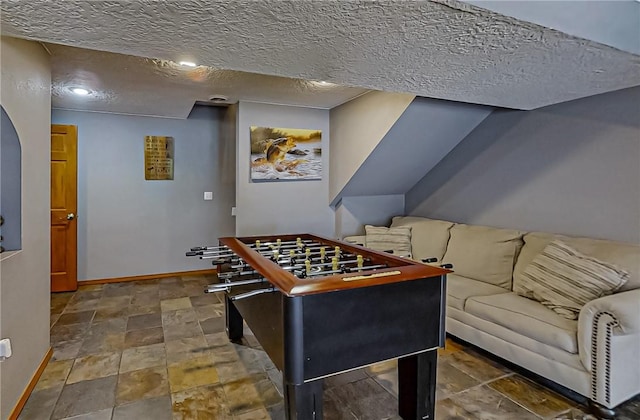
[67,213,75,220]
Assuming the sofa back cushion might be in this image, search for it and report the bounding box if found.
[390,216,454,262]
[442,224,524,289]
[514,232,640,293]
[442,224,523,290]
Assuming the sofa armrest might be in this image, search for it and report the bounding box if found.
[578,289,640,407]
[343,235,366,246]
[579,289,640,340]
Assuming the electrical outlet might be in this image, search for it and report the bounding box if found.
[204,192,213,201]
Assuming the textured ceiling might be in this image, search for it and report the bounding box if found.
[46,44,369,118]
[2,0,639,114]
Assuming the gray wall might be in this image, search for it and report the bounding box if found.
[0,37,51,419]
[407,87,640,244]
[236,102,333,237]
[52,106,236,280]
[335,195,405,238]
[465,1,640,55]
[1,106,22,250]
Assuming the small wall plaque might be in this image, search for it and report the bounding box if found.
[144,136,174,180]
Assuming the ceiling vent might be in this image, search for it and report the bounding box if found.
[208,94,229,103]
[193,94,236,109]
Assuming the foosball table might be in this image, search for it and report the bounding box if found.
[186,234,450,420]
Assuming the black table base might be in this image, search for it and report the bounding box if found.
[223,281,441,420]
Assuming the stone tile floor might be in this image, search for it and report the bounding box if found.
[19,275,640,419]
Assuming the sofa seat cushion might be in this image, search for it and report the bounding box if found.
[442,223,524,289]
[446,308,586,373]
[447,274,510,311]
[465,292,578,353]
[390,216,454,262]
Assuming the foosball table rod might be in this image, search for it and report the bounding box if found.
[190,245,229,252]
[205,277,267,293]
[230,287,276,301]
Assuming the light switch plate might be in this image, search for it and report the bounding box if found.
[204,192,213,200]
[231,206,237,216]
[0,338,12,361]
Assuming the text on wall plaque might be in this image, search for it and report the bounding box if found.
[144,136,174,180]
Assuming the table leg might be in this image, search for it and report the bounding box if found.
[225,295,243,341]
[398,350,437,420]
[284,380,324,420]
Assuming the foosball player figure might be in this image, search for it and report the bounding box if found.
[305,260,312,277]
[289,249,296,265]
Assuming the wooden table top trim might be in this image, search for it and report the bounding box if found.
[219,234,450,297]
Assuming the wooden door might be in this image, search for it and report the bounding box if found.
[51,125,78,292]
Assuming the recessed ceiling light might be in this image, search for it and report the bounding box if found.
[70,87,90,95]
[179,61,197,67]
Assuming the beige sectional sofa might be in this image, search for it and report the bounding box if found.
[344,216,640,416]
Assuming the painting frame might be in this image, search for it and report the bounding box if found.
[250,126,322,182]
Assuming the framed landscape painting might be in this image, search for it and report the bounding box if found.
[250,126,322,181]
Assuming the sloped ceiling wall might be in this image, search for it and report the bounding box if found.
[331,96,492,207]
[329,91,416,203]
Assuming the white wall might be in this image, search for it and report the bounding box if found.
[236,102,333,237]
[329,91,414,204]
[52,106,236,280]
[0,37,51,419]
[407,87,640,244]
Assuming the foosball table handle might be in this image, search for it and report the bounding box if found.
[205,284,230,294]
